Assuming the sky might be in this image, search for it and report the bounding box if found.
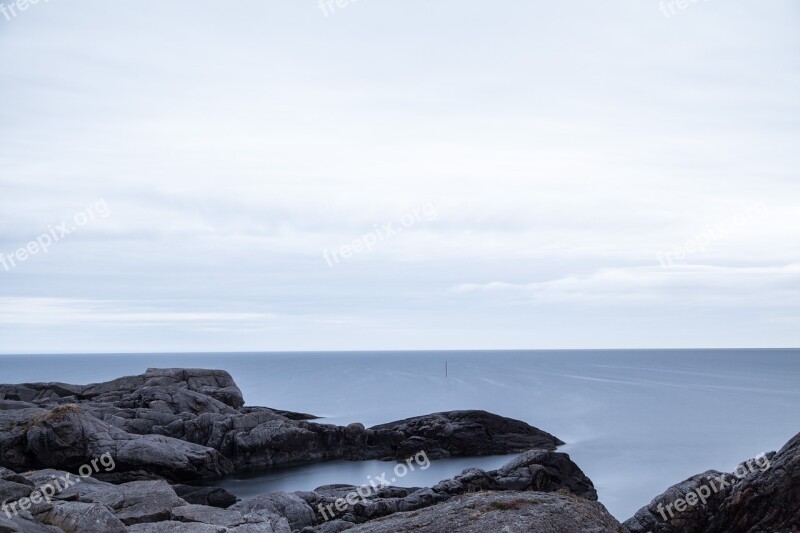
[0,0,798,353]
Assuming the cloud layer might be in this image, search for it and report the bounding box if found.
[0,1,798,352]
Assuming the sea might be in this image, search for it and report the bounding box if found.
[1,349,797,521]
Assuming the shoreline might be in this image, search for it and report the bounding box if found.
[0,367,797,531]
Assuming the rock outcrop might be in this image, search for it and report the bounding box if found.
[2,369,797,532]
[0,449,607,532]
[371,410,564,459]
[295,448,598,529]
[624,431,799,533]
[0,369,563,481]
[0,468,293,532]
[343,491,624,533]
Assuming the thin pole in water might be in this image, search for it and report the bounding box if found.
[445,361,448,377]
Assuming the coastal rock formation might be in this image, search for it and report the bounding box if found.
[1,369,796,532]
[0,369,563,480]
[294,448,598,529]
[371,410,564,459]
[624,431,799,533]
[0,449,606,532]
[0,468,293,532]
[0,404,233,480]
[343,491,624,533]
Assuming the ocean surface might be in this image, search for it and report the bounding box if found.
[1,349,798,520]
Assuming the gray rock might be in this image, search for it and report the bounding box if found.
[169,503,291,531]
[0,469,34,505]
[625,430,800,533]
[127,520,226,532]
[371,410,564,459]
[0,401,36,411]
[38,501,126,532]
[491,449,597,499]
[173,484,238,508]
[22,468,126,508]
[0,403,232,480]
[303,449,596,525]
[171,503,253,527]
[232,492,316,531]
[343,491,624,533]
[623,469,735,533]
[111,480,187,525]
[1,370,564,481]
[0,511,62,533]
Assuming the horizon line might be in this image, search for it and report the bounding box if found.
[0,347,798,357]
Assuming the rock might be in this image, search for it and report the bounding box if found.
[111,480,187,525]
[0,468,34,504]
[93,470,166,484]
[625,431,799,533]
[708,432,799,532]
[173,484,238,508]
[0,370,563,481]
[267,409,319,421]
[115,434,233,480]
[0,403,232,480]
[168,503,292,531]
[491,449,597,499]
[311,520,356,533]
[0,510,62,533]
[0,401,36,411]
[302,449,596,526]
[0,369,244,409]
[22,468,126,509]
[371,410,564,459]
[340,491,624,533]
[171,504,253,527]
[127,521,226,532]
[0,368,599,532]
[232,492,316,531]
[38,501,126,532]
[623,470,736,533]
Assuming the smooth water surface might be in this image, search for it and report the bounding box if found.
[1,349,798,520]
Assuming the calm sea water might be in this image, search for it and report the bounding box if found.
[1,349,798,520]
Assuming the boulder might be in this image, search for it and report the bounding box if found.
[625,431,799,533]
[38,501,126,532]
[111,480,187,525]
[173,484,238,508]
[341,491,624,533]
[371,410,564,459]
[232,492,316,531]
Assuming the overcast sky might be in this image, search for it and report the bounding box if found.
[0,0,798,353]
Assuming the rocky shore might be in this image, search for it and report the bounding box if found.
[0,368,796,532]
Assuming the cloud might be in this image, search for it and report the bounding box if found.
[0,1,798,350]
[0,298,279,327]
[453,264,800,306]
